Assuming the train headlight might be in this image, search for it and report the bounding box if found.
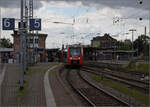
[70,57,72,60]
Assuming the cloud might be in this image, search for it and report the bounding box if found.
[0,0,149,11]
[44,0,150,10]
[1,8,19,18]
[1,0,149,49]
[0,0,43,9]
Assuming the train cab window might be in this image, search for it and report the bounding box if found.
[70,48,81,57]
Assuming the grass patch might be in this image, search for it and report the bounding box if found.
[16,86,27,104]
[92,75,104,82]
[17,85,26,94]
[92,75,149,105]
[26,65,47,76]
[138,64,150,74]
[125,60,150,74]
[104,68,111,72]
[49,70,57,75]
[18,87,26,94]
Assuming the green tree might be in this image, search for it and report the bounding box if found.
[114,40,132,50]
[0,38,13,48]
[133,35,150,56]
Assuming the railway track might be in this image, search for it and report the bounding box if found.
[82,66,149,93]
[85,62,148,77]
[83,65,149,85]
[66,69,129,106]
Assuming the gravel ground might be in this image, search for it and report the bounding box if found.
[69,70,126,106]
[49,65,89,107]
[0,62,57,107]
[84,64,148,83]
[82,67,149,94]
[59,67,89,106]
[1,64,19,106]
[80,70,145,106]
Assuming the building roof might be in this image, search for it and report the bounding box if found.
[92,34,117,41]
[0,48,14,52]
[103,50,136,53]
[11,30,48,37]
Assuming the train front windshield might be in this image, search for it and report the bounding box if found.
[70,47,81,57]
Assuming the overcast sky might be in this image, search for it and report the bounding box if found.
[0,0,150,48]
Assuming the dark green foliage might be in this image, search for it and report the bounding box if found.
[0,38,13,48]
[113,35,149,57]
[114,40,132,50]
[133,35,150,56]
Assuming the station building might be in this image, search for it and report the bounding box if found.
[89,34,135,60]
[91,33,117,48]
[45,48,60,62]
[12,30,47,63]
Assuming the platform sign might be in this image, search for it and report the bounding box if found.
[29,19,41,31]
[2,18,15,30]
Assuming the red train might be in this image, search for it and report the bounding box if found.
[61,45,83,67]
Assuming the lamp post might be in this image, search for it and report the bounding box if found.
[129,29,136,59]
[129,29,136,49]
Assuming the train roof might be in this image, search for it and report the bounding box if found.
[67,44,82,48]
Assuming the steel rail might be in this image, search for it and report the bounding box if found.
[83,66,149,85]
[78,70,129,106]
[66,70,96,107]
[82,67,149,93]
[66,69,128,106]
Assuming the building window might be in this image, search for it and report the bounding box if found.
[30,39,33,43]
[35,39,39,44]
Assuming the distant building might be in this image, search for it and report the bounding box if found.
[0,48,14,63]
[12,30,47,63]
[91,33,117,49]
[45,48,60,62]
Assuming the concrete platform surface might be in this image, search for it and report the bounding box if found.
[0,62,59,107]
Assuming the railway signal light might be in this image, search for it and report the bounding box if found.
[139,18,143,21]
[137,0,143,4]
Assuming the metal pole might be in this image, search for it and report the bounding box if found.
[19,0,24,90]
[0,8,1,39]
[144,26,146,36]
[144,26,147,57]
[149,9,150,63]
[36,31,38,63]
[149,10,150,37]
[72,18,75,44]
[129,29,136,49]
[132,31,133,46]
[25,0,28,71]
[33,33,35,64]
[129,29,136,59]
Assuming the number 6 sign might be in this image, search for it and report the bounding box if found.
[2,18,15,30]
[29,19,41,31]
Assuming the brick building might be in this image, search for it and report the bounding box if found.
[91,33,117,48]
[12,30,47,63]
